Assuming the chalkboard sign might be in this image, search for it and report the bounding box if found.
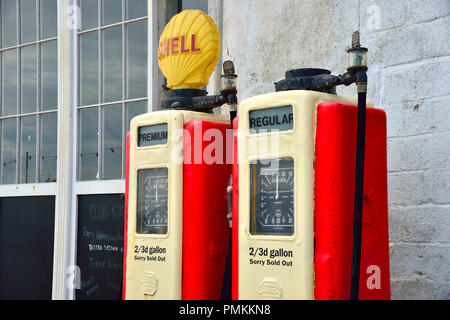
[76,194,124,300]
[0,196,55,299]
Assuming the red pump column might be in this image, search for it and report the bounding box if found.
[182,120,232,299]
[314,102,390,300]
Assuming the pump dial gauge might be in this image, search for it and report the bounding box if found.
[250,158,294,236]
[136,168,168,234]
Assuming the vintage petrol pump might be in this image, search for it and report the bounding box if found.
[123,10,237,300]
[232,32,390,300]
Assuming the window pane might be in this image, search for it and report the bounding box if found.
[21,45,37,114]
[126,100,147,131]
[40,0,57,39]
[1,0,17,48]
[102,104,122,180]
[182,0,208,13]
[80,0,98,31]
[79,31,98,106]
[127,21,147,99]
[79,107,98,180]
[40,113,57,182]
[20,116,36,183]
[126,0,147,20]
[20,0,36,44]
[1,118,17,184]
[103,27,122,103]
[103,0,122,26]
[2,49,17,116]
[41,40,57,111]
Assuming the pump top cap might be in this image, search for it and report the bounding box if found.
[158,10,221,90]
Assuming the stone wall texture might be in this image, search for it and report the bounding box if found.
[221,0,450,299]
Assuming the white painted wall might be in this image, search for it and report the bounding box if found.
[221,0,450,299]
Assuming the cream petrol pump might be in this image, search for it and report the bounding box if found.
[123,10,237,300]
[232,33,391,300]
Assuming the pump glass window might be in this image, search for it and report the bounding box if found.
[250,158,294,236]
[136,168,169,234]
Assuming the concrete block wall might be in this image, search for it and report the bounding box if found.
[222,0,450,299]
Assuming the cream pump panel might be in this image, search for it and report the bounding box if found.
[237,90,368,300]
[125,110,229,300]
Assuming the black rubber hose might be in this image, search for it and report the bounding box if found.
[220,110,237,300]
[220,228,233,300]
[350,90,367,300]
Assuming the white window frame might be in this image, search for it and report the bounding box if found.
[51,0,166,300]
[0,0,59,298]
[0,0,221,300]
[0,0,59,192]
[57,0,222,300]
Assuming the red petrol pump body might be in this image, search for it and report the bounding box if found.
[314,102,390,299]
[232,68,390,299]
[124,11,388,300]
[123,119,231,300]
[182,120,231,298]
[123,10,236,300]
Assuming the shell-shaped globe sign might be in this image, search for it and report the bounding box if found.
[158,10,220,90]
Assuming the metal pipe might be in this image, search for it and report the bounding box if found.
[220,60,237,300]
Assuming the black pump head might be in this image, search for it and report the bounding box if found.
[274,68,338,94]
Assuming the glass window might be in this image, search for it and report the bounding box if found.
[0,1,59,185]
[102,104,122,180]
[126,100,147,131]
[127,21,147,100]
[126,0,147,20]
[20,0,37,44]
[40,0,58,39]
[77,2,148,181]
[79,31,99,106]
[102,27,122,103]
[19,115,36,183]
[41,40,58,111]
[1,0,17,48]
[2,49,17,116]
[182,0,208,13]
[0,118,17,184]
[21,45,37,114]
[40,112,57,183]
[103,0,122,26]
[78,107,99,181]
[80,0,98,31]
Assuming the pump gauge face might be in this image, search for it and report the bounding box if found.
[136,168,168,234]
[250,158,294,236]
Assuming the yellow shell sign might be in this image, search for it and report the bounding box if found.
[158,10,221,90]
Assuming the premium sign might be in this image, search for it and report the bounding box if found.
[137,124,168,147]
